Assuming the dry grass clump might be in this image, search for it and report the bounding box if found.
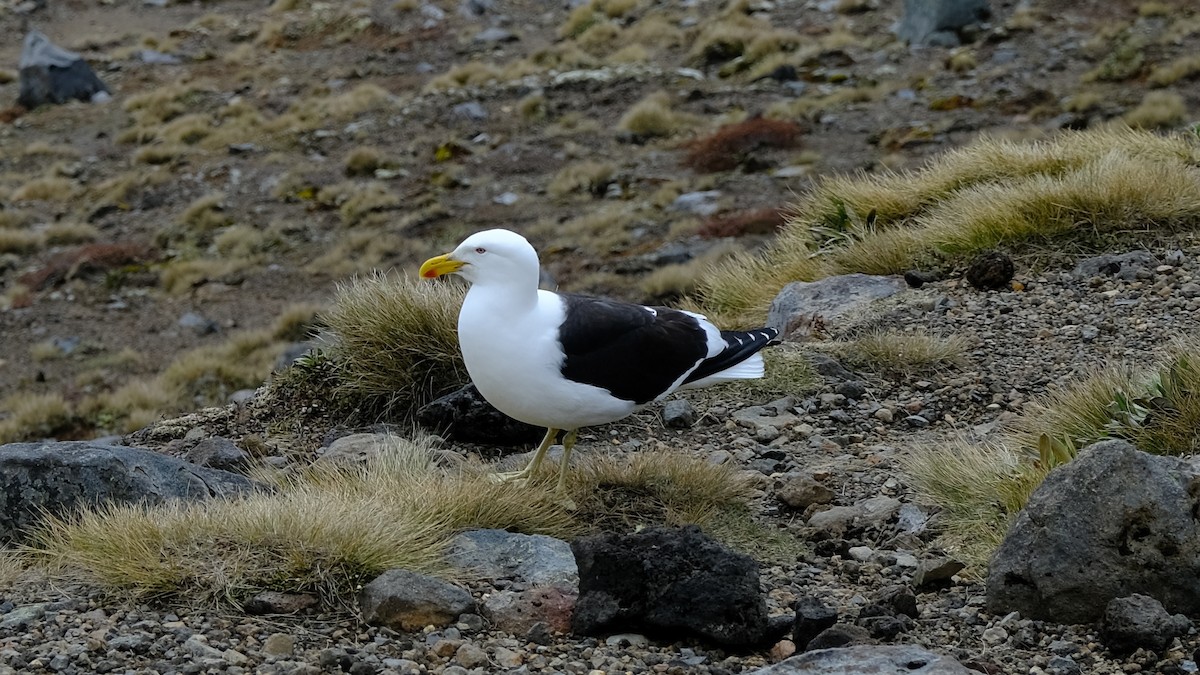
[1148,55,1200,86]
[344,147,391,177]
[319,182,402,227]
[905,439,1041,572]
[841,331,968,378]
[908,341,1200,572]
[12,177,76,202]
[424,62,503,92]
[562,450,754,532]
[44,223,100,246]
[161,330,287,405]
[640,242,739,303]
[1123,90,1187,129]
[617,91,700,139]
[30,437,753,606]
[684,118,802,173]
[696,127,1200,325]
[0,228,43,253]
[0,393,77,444]
[21,141,81,158]
[320,272,468,418]
[548,160,616,198]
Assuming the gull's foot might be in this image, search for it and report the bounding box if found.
[488,470,530,485]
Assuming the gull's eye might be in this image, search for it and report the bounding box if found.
[474,247,487,254]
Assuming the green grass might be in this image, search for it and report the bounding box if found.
[696,127,1200,326]
[29,439,754,607]
[908,340,1200,573]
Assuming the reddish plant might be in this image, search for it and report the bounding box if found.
[19,242,158,290]
[683,117,803,173]
[698,208,787,239]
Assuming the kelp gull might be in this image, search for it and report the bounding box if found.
[420,229,776,491]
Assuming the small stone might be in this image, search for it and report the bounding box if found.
[913,557,965,587]
[243,591,318,615]
[904,415,930,428]
[526,621,553,645]
[793,596,838,649]
[805,623,874,650]
[769,639,797,661]
[494,646,522,668]
[262,633,295,656]
[834,380,868,399]
[1102,593,1191,655]
[662,399,697,429]
[453,643,488,668]
[873,407,894,423]
[777,474,835,509]
[981,626,1008,645]
[848,546,874,562]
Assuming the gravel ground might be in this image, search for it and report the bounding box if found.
[6,244,1200,674]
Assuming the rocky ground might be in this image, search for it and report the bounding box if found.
[5,0,1200,673]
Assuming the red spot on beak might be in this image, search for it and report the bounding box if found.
[423,270,437,278]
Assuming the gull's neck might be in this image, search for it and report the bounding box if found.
[463,275,540,318]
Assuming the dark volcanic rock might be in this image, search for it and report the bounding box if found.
[1073,251,1158,281]
[1101,594,1190,655]
[805,623,875,651]
[987,440,1200,623]
[0,441,261,543]
[571,525,771,646]
[792,596,838,649]
[416,383,543,445]
[18,31,110,109]
[964,251,1015,291]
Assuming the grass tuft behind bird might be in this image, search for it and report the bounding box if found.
[319,272,468,420]
[696,127,1200,326]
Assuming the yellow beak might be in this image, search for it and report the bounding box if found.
[419,254,465,279]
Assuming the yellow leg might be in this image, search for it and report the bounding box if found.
[490,428,558,484]
[556,430,578,510]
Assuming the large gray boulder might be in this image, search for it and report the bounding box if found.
[17,31,110,109]
[746,645,972,674]
[896,0,990,46]
[0,441,261,543]
[359,568,475,631]
[987,440,1200,623]
[766,274,907,339]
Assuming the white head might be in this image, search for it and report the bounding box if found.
[419,228,541,289]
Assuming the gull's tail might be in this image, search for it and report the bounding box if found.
[681,327,778,389]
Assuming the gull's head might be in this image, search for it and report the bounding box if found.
[419,228,540,287]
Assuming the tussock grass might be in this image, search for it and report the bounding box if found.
[1123,90,1187,129]
[44,223,100,246]
[320,272,468,419]
[909,341,1200,572]
[696,128,1200,325]
[1148,54,1200,86]
[548,160,615,198]
[0,393,76,444]
[562,450,754,531]
[0,228,43,253]
[618,91,700,139]
[31,438,752,606]
[0,550,28,588]
[841,331,968,378]
[12,177,76,202]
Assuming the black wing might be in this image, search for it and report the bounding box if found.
[557,294,708,404]
[683,328,778,385]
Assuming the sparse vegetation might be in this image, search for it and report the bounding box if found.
[1123,90,1187,129]
[841,331,968,378]
[697,128,1200,326]
[909,341,1200,572]
[0,393,77,444]
[617,91,699,139]
[1148,54,1200,86]
[30,438,752,605]
[548,160,616,198]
